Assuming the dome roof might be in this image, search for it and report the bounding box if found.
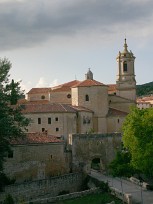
[85,68,93,80]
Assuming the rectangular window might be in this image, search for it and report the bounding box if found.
[55,117,58,121]
[48,118,51,124]
[38,118,41,124]
[56,127,59,132]
[42,128,45,132]
[8,150,13,158]
[123,62,127,72]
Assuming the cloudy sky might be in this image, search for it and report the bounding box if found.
[0,0,153,93]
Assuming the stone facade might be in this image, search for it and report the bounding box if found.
[68,133,122,173]
[23,39,136,141]
[4,136,70,183]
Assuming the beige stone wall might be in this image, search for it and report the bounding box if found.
[107,116,125,133]
[72,86,108,117]
[4,143,70,183]
[77,112,93,134]
[71,87,79,106]
[116,86,136,101]
[97,117,107,133]
[25,112,77,140]
[50,91,72,104]
[27,93,50,101]
[108,95,135,113]
[70,133,122,173]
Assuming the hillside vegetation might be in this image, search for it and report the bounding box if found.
[136,81,153,96]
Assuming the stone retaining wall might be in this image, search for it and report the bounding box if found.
[0,173,83,203]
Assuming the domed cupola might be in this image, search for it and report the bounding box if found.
[85,68,93,80]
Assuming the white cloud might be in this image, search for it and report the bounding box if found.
[35,77,48,88]
[49,79,59,87]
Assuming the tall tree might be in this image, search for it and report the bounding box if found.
[122,107,153,178]
[0,58,29,172]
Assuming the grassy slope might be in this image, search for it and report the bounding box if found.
[56,192,122,204]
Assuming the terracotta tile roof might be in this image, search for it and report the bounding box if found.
[18,99,50,105]
[108,84,116,93]
[52,80,80,92]
[21,103,77,113]
[17,98,28,104]
[27,88,51,94]
[72,79,105,87]
[11,132,63,145]
[107,108,128,117]
[52,86,71,92]
[71,105,93,112]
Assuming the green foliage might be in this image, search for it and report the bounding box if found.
[81,175,90,190]
[109,150,134,177]
[122,107,153,178]
[0,58,30,181]
[136,81,153,96]
[0,172,15,192]
[99,181,110,193]
[3,194,14,204]
[56,192,122,204]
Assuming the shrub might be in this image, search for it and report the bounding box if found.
[3,194,14,204]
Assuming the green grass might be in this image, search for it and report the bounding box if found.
[56,192,122,204]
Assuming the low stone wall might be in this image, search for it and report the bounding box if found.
[110,187,132,204]
[0,173,83,203]
[25,187,100,204]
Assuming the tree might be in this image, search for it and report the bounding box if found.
[109,150,134,177]
[122,107,153,178]
[0,58,29,174]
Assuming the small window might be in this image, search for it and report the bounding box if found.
[85,94,89,101]
[83,117,86,124]
[38,118,41,124]
[50,155,52,159]
[67,94,71,98]
[8,150,13,158]
[48,118,51,124]
[56,127,59,132]
[41,95,45,99]
[42,128,45,132]
[118,119,120,123]
[123,61,127,72]
[55,117,58,122]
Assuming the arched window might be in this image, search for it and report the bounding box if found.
[123,61,127,72]
[85,94,89,101]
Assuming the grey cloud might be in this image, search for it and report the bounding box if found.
[0,0,153,50]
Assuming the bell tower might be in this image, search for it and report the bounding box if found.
[116,39,136,101]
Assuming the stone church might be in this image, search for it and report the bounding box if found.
[4,39,137,183]
[21,39,136,141]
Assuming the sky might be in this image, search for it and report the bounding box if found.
[0,0,153,93]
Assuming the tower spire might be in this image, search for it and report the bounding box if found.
[123,38,128,52]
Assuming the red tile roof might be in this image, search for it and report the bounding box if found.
[27,88,51,94]
[21,103,93,114]
[21,103,77,113]
[108,84,117,93]
[52,80,80,92]
[107,108,128,117]
[72,79,105,87]
[11,132,63,145]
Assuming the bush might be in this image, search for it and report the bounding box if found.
[3,194,14,204]
[0,173,15,192]
[99,181,110,192]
